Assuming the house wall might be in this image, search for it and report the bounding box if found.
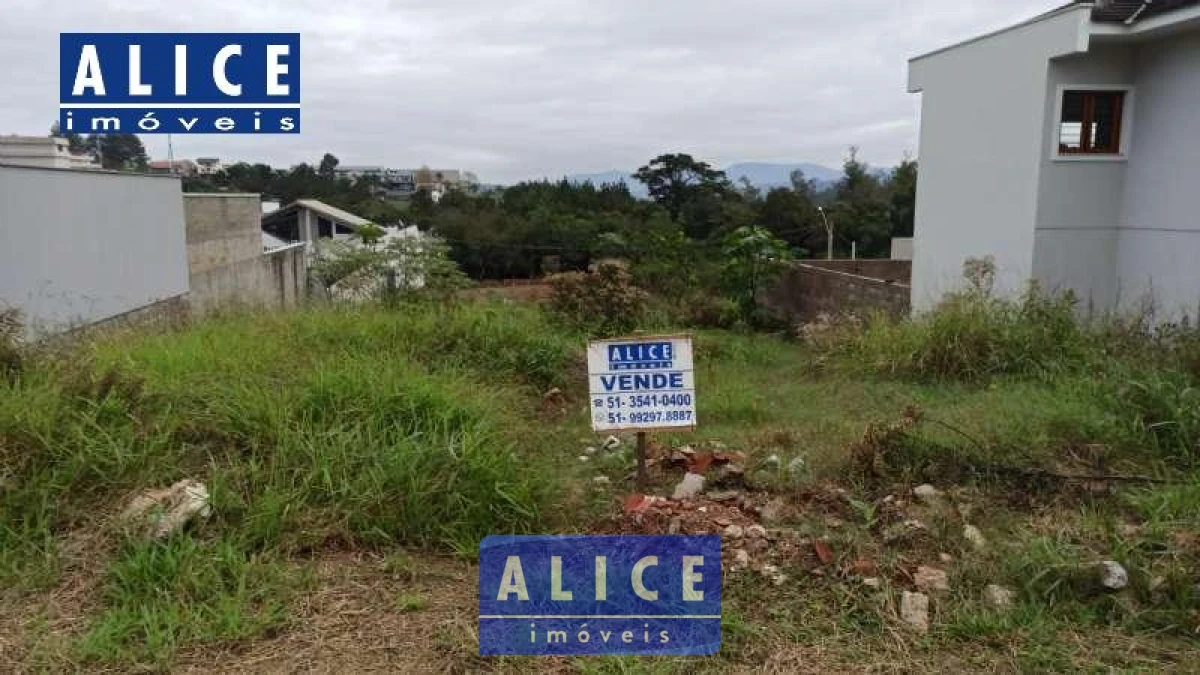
[1116,29,1200,319]
[907,6,1090,312]
[1032,45,1135,313]
[0,165,189,339]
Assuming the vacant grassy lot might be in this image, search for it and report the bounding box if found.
[1,297,1197,672]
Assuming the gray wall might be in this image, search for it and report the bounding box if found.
[182,193,308,314]
[907,5,1092,312]
[0,165,189,338]
[183,194,263,273]
[1032,46,1134,313]
[188,244,307,315]
[1117,31,1200,319]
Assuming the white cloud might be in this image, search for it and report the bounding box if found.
[1,0,1059,182]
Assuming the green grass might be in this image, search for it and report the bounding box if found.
[2,294,1199,670]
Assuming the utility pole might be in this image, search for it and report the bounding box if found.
[818,206,834,260]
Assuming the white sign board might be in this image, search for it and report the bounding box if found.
[587,336,696,432]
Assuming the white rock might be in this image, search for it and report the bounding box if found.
[668,517,682,535]
[1100,561,1129,590]
[763,454,781,470]
[914,566,949,593]
[963,524,987,551]
[602,435,622,451]
[672,473,706,500]
[578,456,591,463]
[939,553,954,564]
[723,524,745,539]
[592,475,611,485]
[584,446,598,456]
[862,577,882,589]
[733,549,751,567]
[121,479,212,540]
[900,591,930,633]
[787,457,806,475]
[984,584,1015,608]
[913,484,942,501]
[745,525,768,539]
[760,564,788,586]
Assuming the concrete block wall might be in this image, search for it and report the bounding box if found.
[803,259,912,285]
[762,262,911,325]
[183,194,264,274]
[181,193,308,314]
[188,244,307,315]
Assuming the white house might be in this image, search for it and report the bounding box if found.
[0,135,99,171]
[908,0,1200,320]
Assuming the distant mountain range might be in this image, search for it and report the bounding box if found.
[560,162,855,199]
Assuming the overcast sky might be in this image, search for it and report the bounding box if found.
[2,0,1061,183]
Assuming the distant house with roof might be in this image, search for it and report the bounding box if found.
[260,198,422,256]
[908,0,1200,321]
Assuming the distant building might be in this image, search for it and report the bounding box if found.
[334,165,478,197]
[148,159,198,177]
[195,157,223,175]
[0,135,99,170]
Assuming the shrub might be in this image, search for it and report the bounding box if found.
[548,264,649,336]
[813,258,1092,381]
[0,306,21,380]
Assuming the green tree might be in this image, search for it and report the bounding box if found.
[49,122,85,152]
[633,153,730,223]
[720,226,793,321]
[318,153,339,179]
[84,133,148,171]
[888,158,918,238]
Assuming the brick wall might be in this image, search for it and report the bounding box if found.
[803,259,912,284]
[761,262,911,324]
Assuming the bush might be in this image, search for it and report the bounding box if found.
[812,258,1091,381]
[0,306,21,380]
[548,264,649,336]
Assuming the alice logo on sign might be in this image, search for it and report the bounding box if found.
[59,33,300,135]
[608,342,673,370]
[479,536,721,656]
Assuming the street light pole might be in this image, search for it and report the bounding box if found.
[818,207,834,260]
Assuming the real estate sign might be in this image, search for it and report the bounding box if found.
[587,336,696,432]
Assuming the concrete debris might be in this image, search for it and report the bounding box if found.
[706,490,741,502]
[914,566,950,593]
[900,591,930,633]
[623,494,670,513]
[745,537,769,555]
[121,479,212,540]
[862,577,882,589]
[1100,561,1129,590]
[723,524,745,539]
[913,484,942,502]
[963,524,988,551]
[602,435,622,451]
[584,446,598,456]
[592,475,611,486]
[763,454,781,470]
[746,525,768,540]
[759,498,786,524]
[984,584,1015,609]
[939,552,954,564]
[578,456,591,462]
[673,473,707,500]
[760,564,788,586]
[733,549,751,568]
[787,456,806,475]
[668,517,682,535]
